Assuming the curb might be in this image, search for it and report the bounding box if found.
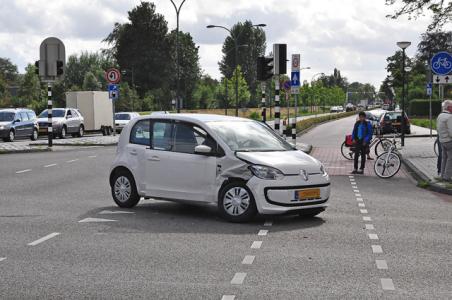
[401,156,452,195]
[0,147,51,155]
[30,142,117,147]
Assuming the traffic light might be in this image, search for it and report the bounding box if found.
[257,56,273,81]
[34,61,39,75]
[273,44,287,75]
[56,60,64,76]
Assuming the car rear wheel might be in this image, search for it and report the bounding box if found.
[30,128,38,141]
[218,182,257,223]
[77,125,84,137]
[111,169,140,208]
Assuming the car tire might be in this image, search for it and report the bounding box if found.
[218,181,257,223]
[59,126,67,139]
[77,125,84,137]
[111,169,140,208]
[30,128,38,141]
[7,130,15,142]
[298,208,325,218]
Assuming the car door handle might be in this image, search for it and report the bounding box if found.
[129,150,138,156]
[148,156,160,161]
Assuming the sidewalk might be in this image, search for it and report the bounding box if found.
[399,126,452,194]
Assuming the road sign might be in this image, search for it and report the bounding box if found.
[291,71,300,86]
[105,68,121,84]
[433,75,451,84]
[108,84,119,100]
[291,54,300,71]
[38,37,66,81]
[426,83,432,96]
[283,80,291,91]
[431,52,452,75]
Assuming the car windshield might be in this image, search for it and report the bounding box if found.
[0,112,15,122]
[39,109,65,118]
[385,112,402,121]
[115,113,131,120]
[207,121,294,152]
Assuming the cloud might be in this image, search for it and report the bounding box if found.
[0,0,437,88]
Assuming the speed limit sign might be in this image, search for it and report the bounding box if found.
[105,68,121,84]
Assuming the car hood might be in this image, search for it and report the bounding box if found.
[236,150,322,175]
[0,121,12,126]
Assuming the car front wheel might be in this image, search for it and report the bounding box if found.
[7,130,15,142]
[111,169,140,208]
[31,128,38,141]
[218,182,257,223]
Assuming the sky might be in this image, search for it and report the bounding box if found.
[0,0,437,88]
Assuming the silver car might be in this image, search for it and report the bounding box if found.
[37,108,85,138]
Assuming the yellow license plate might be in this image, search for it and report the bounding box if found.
[296,188,321,200]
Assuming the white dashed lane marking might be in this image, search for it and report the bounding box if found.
[221,295,235,300]
[231,272,246,285]
[28,232,60,246]
[368,233,379,240]
[78,217,117,223]
[381,278,395,290]
[365,224,375,230]
[88,155,97,158]
[263,221,273,227]
[355,193,362,197]
[16,169,31,174]
[258,230,268,236]
[363,216,372,221]
[376,260,388,270]
[358,203,366,207]
[360,209,368,214]
[356,197,364,201]
[242,255,255,265]
[251,241,262,249]
[0,257,6,262]
[353,190,360,193]
[372,245,383,254]
[66,159,79,163]
[43,163,57,168]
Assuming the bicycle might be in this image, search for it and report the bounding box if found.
[374,134,402,178]
[341,132,393,160]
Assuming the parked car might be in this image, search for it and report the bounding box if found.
[115,112,140,133]
[379,111,411,134]
[109,114,331,222]
[37,108,85,138]
[345,103,355,112]
[337,106,344,112]
[0,108,38,142]
[330,106,339,113]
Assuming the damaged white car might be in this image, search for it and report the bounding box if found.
[109,114,330,222]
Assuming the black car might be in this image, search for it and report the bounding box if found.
[0,108,39,142]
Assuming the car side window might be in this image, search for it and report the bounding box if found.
[152,121,173,151]
[66,110,72,118]
[71,109,79,117]
[15,113,22,122]
[27,111,36,120]
[130,120,150,146]
[20,112,29,121]
[173,123,217,154]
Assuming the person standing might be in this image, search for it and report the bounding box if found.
[351,111,373,174]
[437,100,452,181]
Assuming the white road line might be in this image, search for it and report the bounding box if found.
[376,260,388,270]
[258,230,268,236]
[231,272,246,285]
[66,159,79,163]
[372,245,383,254]
[363,216,372,221]
[358,203,365,207]
[264,220,273,227]
[365,224,375,230]
[78,217,117,223]
[98,210,135,215]
[221,296,235,300]
[352,185,358,189]
[242,255,255,265]
[88,155,97,158]
[251,241,262,249]
[28,232,60,246]
[368,233,379,240]
[43,163,57,168]
[353,190,360,193]
[0,257,6,262]
[16,169,31,174]
[360,209,368,214]
[355,194,362,197]
[381,278,395,290]
[356,197,363,201]
[348,175,354,178]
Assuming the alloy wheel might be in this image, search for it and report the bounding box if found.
[114,176,132,203]
[223,187,250,216]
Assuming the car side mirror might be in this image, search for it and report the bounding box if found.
[14,119,21,123]
[194,145,212,155]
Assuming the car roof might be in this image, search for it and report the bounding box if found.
[142,113,252,123]
[0,108,33,113]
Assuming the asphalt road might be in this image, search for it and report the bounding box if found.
[0,116,451,299]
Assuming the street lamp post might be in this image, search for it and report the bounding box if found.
[170,0,186,113]
[397,41,411,147]
[207,23,266,117]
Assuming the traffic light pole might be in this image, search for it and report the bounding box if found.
[47,82,53,147]
[292,93,298,144]
[274,76,280,134]
[261,82,266,122]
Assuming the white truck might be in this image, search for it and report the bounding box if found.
[66,91,114,135]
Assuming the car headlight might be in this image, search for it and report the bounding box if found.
[249,165,284,180]
[0,125,5,130]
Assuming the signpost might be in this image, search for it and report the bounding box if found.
[290,54,301,144]
[433,75,451,84]
[105,68,121,135]
[430,51,451,137]
[36,37,66,148]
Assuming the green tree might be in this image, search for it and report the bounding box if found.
[82,71,102,91]
[104,2,172,96]
[0,57,18,84]
[386,0,452,31]
[417,31,452,61]
[193,75,219,109]
[219,20,266,103]
[64,52,112,91]
[116,82,140,112]
[0,74,12,107]
[17,64,42,109]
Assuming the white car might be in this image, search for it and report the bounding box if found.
[109,114,330,222]
[115,112,140,133]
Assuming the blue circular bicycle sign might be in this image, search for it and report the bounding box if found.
[431,51,452,75]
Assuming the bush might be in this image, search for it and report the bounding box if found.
[249,111,260,120]
[409,99,441,117]
[296,111,356,133]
